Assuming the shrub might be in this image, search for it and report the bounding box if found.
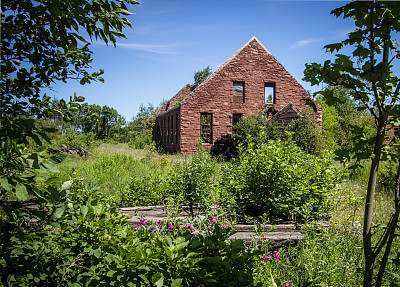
[223,133,342,221]
[0,196,261,286]
[51,129,97,150]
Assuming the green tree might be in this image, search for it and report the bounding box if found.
[1,0,138,214]
[191,65,213,91]
[303,2,400,286]
[125,103,157,148]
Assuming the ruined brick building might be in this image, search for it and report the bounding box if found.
[155,37,322,153]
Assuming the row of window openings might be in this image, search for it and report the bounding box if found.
[161,114,178,144]
[200,113,242,144]
[233,81,275,104]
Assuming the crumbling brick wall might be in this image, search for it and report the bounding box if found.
[178,37,321,153]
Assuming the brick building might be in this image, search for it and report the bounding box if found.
[155,37,322,153]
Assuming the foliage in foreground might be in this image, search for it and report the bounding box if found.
[0,186,260,287]
[223,134,342,221]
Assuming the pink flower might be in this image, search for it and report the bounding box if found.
[137,218,146,226]
[261,254,272,260]
[273,251,280,260]
[263,237,268,240]
[209,216,216,224]
[284,282,290,287]
[51,227,55,232]
[187,223,193,230]
[169,223,174,229]
[156,220,162,226]
[192,230,198,235]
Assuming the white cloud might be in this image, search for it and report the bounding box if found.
[331,29,353,41]
[290,38,323,49]
[94,41,181,54]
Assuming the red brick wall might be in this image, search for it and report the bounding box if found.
[156,84,191,116]
[178,37,321,153]
[155,106,181,152]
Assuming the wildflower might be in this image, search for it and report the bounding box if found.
[156,220,162,226]
[169,223,174,229]
[137,218,146,226]
[209,216,216,224]
[192,230,198,235]
[219,225,227,229]
[263,237,268,240]
[273,251,280,260]
[51,227,55,232]
[284,282,290,287]
[261,254,272,260]
[187,223,193,230]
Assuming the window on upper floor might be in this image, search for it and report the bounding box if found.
[233,81,245,104]
[200,113,212,144]
[264,83,275,104]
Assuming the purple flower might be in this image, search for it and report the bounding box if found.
[137,218,146,226]
[51,227,55,232]
[209,216,216,224]
[261,254,272,260]
[187,223,193,230]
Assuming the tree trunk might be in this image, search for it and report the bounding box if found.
[375,159,400,287]
[363,119,386,287]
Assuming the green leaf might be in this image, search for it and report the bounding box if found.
[61,180,73,191]
[15,183,28,201]
[106,270,116,277]
[48,153,68,164]
[81,205,89,218]
[138,274,149,284]
[0,178,12,192]
[152,273,164,287]
[171,278,183,287]
[51,205,66,220]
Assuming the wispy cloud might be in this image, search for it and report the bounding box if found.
[331,29,353,41]
[94,41,181,54]
[289,38,323,49]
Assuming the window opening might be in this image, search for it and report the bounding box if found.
[232,113,242,127]
[264,83,275,104]
[233,81,245,104]
[176,114,179,144]
[200,113,212,144]
[171,114,175,143]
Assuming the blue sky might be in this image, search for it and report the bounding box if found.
[45,0,358,121]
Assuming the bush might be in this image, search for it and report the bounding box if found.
[0,196,261,286]
[233,111,324,155]
[52,129,97,150]
[223,133,342,221]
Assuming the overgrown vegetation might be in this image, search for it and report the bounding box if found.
[1,0,399,286]
[223,134,341,221]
